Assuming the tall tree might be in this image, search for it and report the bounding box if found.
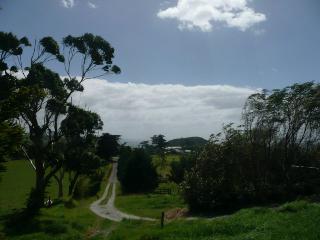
[151,134,167,167]
[0,32,120,212]
[96,133,120,161]
[61,105,103,196]
[0,32,30,178]
[117,148,158,193]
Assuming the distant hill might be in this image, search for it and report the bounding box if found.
[167,137,207,150]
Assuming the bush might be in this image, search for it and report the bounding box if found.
[118,148,158,193]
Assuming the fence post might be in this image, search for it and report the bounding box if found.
[161,211,165,229]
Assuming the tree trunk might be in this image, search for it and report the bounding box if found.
[27,156,46,214]
[68,172,80,197]
[54,169,64,199]
[57,178,63,199]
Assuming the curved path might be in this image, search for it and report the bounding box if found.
[90,162,155,222]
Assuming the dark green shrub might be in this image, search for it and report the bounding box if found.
[170,154,195,183]
[118,148,158,193]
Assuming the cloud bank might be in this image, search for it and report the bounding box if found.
[73,79,257,140]
[158,0,266,32]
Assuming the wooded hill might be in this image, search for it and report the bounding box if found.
[167,137,207,149]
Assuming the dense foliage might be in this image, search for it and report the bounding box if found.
[183,82,320,212]
[96,133,120,161]
[118,147,158,193]
[170,154,195,184]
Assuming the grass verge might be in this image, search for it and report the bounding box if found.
[109,200,320,240]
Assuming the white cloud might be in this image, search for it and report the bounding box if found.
[61,0,75,8]
[72,79,257,140]
[157,0,266,32]
[88,1,97,9]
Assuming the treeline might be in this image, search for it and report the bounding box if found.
[117,82,320,213]
[182,82,320,212]
[0,31,120,213]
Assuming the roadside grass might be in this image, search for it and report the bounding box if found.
[108,200,320,240]
[96,164,112,199]
[115,182,186,219]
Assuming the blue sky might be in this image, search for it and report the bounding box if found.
[1,0,320,140]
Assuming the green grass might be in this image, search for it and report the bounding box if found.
[115,192,185,219]
[108,200,320,240]
[0,160,75,216]
[0,160,35,215]
[1,197,117,240]
[152,154,181,177]
[152,154,181,165]
[2,160,320,240]
[0,160,114,240]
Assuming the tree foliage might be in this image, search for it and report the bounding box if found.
[151,134,167,166]
[96,133,120,161]
[170,153,195,184]
[183,82,320,212]
[118,148,158,193]
[0,31,120,212]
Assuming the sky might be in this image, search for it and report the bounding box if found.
[1,0,320,141]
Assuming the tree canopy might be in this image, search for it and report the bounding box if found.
[0,31,120,212]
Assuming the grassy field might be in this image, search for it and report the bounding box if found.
[2,160,320,240]
[0,160,35,216]
[152,154,181,177]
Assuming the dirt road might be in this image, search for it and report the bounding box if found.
[90,162,155,222]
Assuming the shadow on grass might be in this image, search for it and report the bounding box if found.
[1,205,67,238]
